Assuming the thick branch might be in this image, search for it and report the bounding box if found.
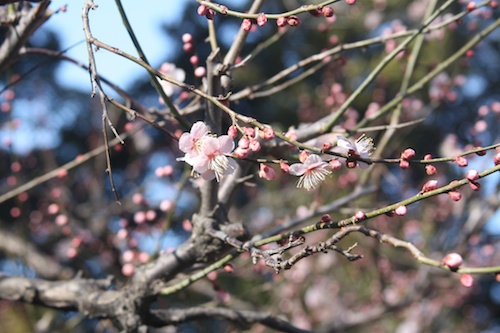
[148,307,313,333]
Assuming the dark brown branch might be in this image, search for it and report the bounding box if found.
[148,307,313,333]
[0,227,74,280]
[0,1,52,73]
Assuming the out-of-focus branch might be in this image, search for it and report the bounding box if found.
[148,307,313,333]
[0,226,73,280]
[0,0,52,73]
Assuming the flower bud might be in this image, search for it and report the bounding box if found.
[422,180,438,192]
[466,169,479,181]
[455,156,468,167]
[395,205,407,216]
[448,191,462,201]
[460,273,474,287]
[425,164,437,175]
[401,148,416,160]
[227,125,238,139]
[442,252,463,270]
[257,13,267,26]
[354,210,366,221]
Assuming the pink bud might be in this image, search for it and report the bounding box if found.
[194,66,206,78]
[183,43,194,53]
[322,6,334,17]
[354,210,366,221]
[257,13,267,26]
[134,211,147,224]
[249,139,261,152]
[466,169,479,181]
[280,162,290,173]
[197,5,208,16]
[460,273,474,287]
[329,159,342,170]
[234,147,249,159]
[121,263,135,277]
[227,125,238,139]
[475,147,486,156]
[424,154,433,160]
[466,2,476,11]
[455,156,468,167]
[399,160,410,169]
[189,55,199,66]
[442,253,463,270]
[287,15,301,27]
[345,0,356,4]
[277,16,288,27]
[394,205,407,216]
[205,8,215,20]
[182,33,193,43]
[262,127,275,140]
[469,181,480,191]
[322,141,333,151]
[321,214,332,223]
[401,148,416,160]
[258,164,276,180]
[299,150,310,163]
[238,136,250,149]
[425,164,437,175]
[494,152,500,165]
[223,263,234,273]
[244,127,255,137]
[242,18,253,31]
[448,191,462,201]
[422,180,438,192]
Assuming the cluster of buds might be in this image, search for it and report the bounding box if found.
[399,148,415,169]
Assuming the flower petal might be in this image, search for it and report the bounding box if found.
[289,163,308,176]
[336,135,355,151]
[218,135,235,154]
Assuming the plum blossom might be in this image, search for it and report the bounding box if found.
[178,122,236,181]
[178,121,209,165]
[289,154,331,190]
[336,134,375,167]
[157,62,186,102]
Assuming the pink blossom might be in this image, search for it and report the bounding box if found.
[190,136,236,181]
[289,154,331,190]
[258,164,276,180]
[157,62,185,101]
[336,134,375,168]
[179,122,236,181]
[179,121,209,164]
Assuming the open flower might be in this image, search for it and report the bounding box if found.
[289,154,331,190]
[178,122,236,181]
[178,121,209,165]
[190,135,236,181]
[158,62,186,103]
[336,134,375,167]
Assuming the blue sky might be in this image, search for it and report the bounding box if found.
[45,1,188,91]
